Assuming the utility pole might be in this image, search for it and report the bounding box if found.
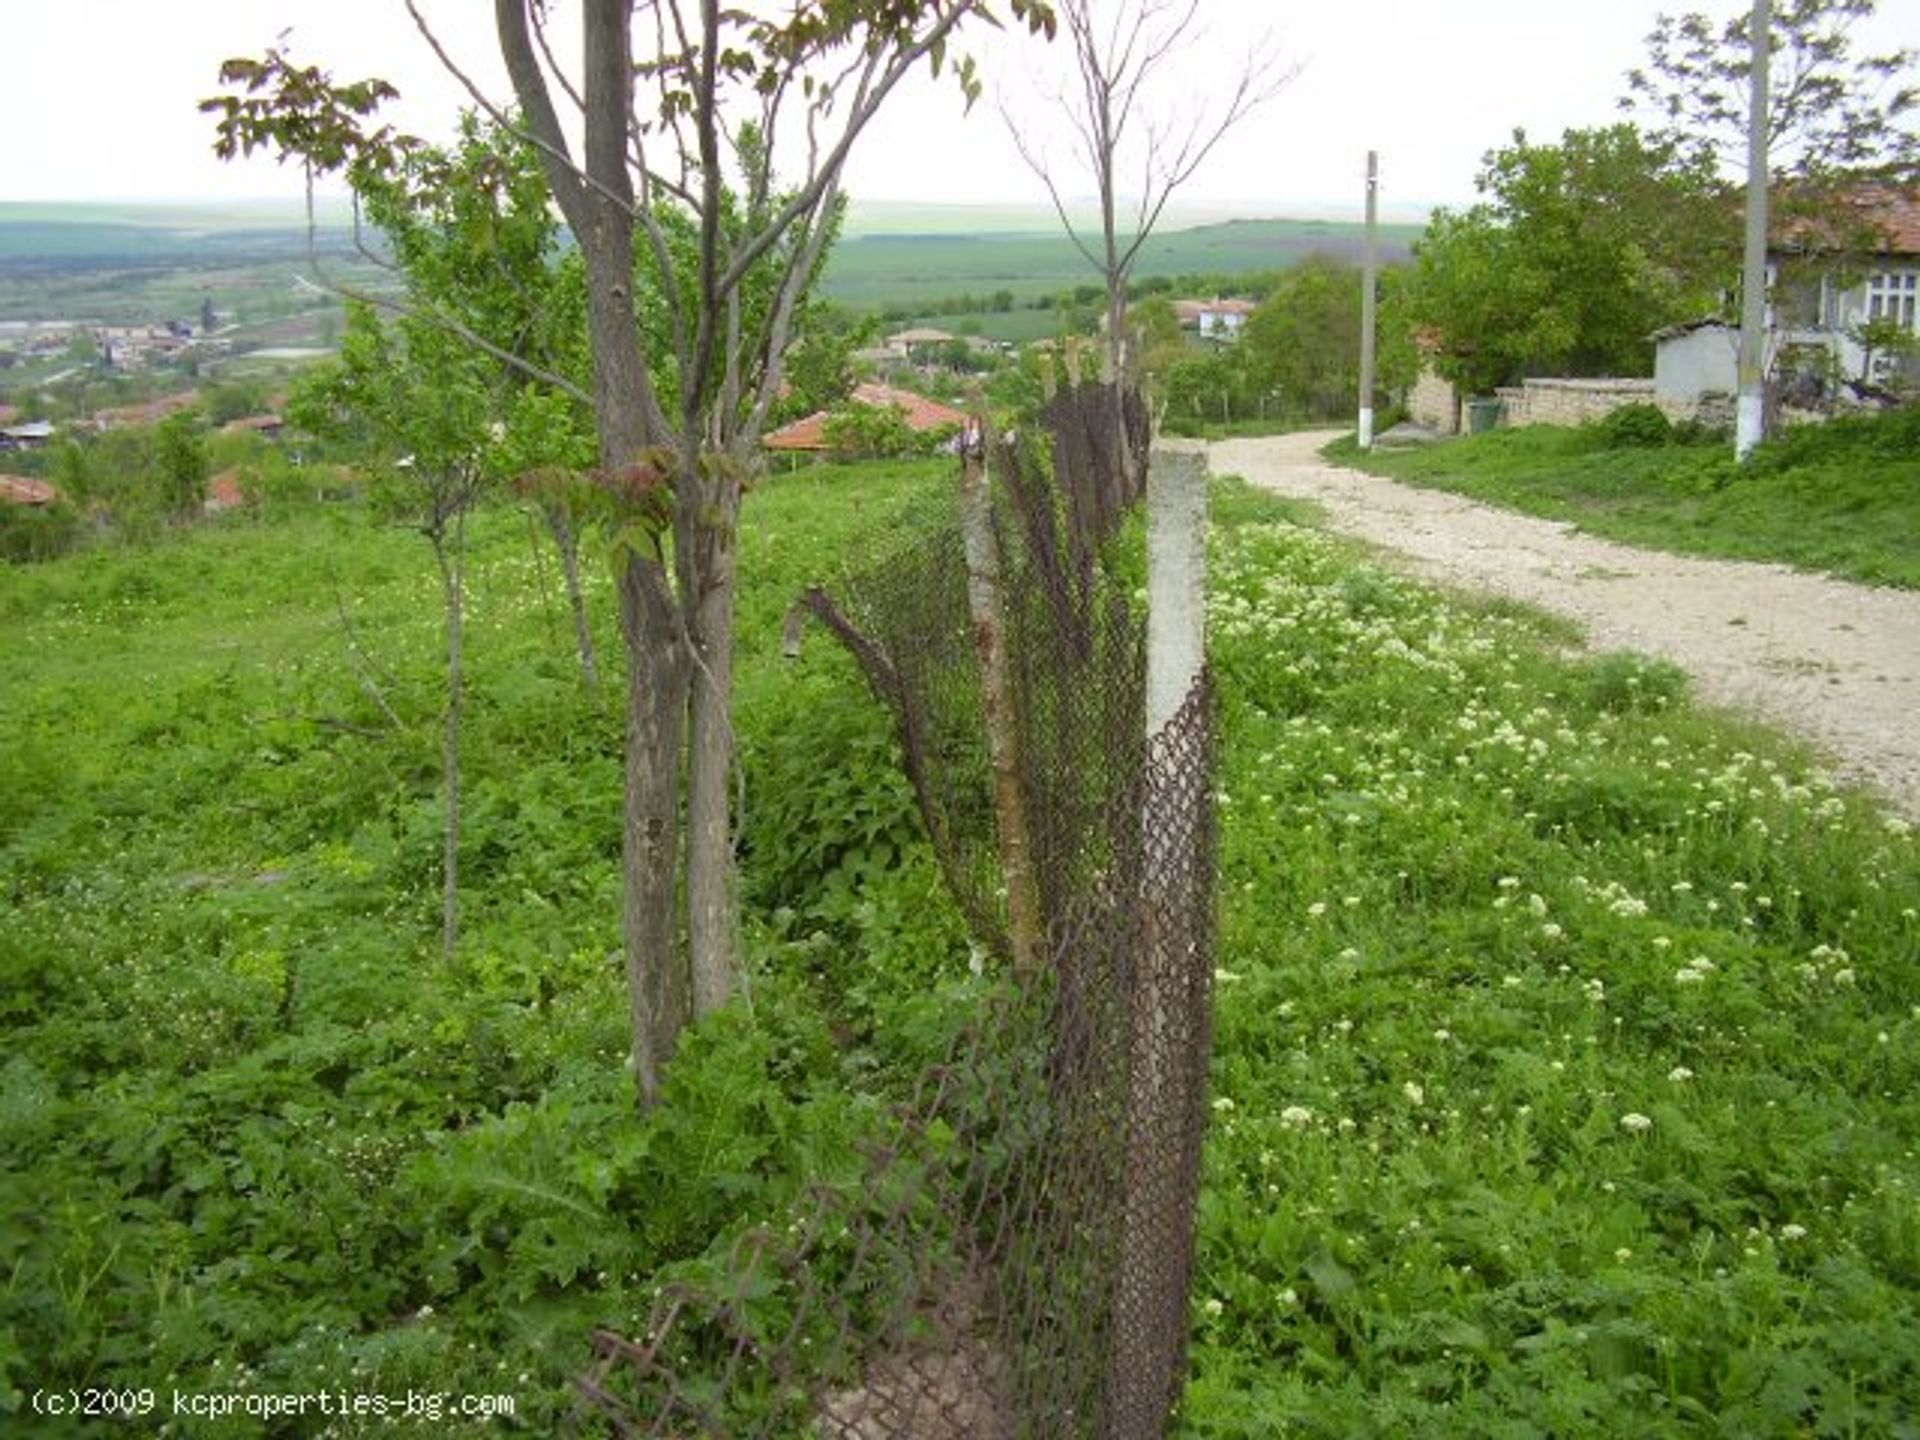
[1736,0,1770,461]
[1358,150,1379,450]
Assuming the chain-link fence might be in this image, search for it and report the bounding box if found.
[574,383,1217,1439]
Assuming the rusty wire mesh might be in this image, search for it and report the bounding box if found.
[573,383,1217,1439]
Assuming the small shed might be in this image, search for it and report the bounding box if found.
[1652,320,1737,409]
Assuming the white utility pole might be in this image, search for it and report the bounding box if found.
[1358,150,1379,450]
[1736,0,1771,461]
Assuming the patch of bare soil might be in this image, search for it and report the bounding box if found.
[816,1269,1014,1440]
[1213,431,1920,817]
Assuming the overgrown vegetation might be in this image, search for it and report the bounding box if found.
[4,455,1916,1434]
[1326,406,1920,588]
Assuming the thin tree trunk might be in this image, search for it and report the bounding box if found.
[544,500,599,693]
[435,505,467,961]
[958,419,1044,980]
[619,552,690,1106]
[686,466,740,1016]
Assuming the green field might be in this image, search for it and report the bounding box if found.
[0,202,1414,337]
[3,439,1916,1433]
[821,215,1420,312]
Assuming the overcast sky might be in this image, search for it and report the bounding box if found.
[5,0,1915,224]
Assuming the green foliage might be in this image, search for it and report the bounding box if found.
[0,496,82,562]
[1409,125,1733,393]
[1592,402,1676,448]
[0,456,967,1431]
[819,401,953,458]
[1240,258,1418,420]
[8,432,1920,1434]
[1329,405,1920,586]
[155,411,210,518]
[1192,485,1920,1434]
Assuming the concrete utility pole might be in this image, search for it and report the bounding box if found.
[1736,0,1771,461]
[1358,150,1379,450]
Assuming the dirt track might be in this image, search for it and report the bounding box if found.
[1212,430,1920,817]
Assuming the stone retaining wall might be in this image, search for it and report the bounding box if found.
[1492,377,1730,430]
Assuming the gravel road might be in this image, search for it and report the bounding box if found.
[1213,430,1920,817]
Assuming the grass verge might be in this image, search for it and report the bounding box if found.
[1322,405,1920,588]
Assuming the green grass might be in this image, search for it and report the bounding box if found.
[3,455,1917,1436]
[1192,485,1920,1434]
[1324,406,1920,588]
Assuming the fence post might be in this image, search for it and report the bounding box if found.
[958,413,1047,980]
[1109,444,1211,1437]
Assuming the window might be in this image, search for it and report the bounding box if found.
[1866,270,1919,331]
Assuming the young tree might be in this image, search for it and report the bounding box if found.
[357,116,604,693]
[1004,0,1291,398]
[1623,0,1917,181]
[289,305,493,960]
[155,411,211,519]
[208,0,1057,1107]
[1240,256,1417,421]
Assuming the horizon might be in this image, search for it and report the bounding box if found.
[0,194,1442,235]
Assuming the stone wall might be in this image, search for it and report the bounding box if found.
[1408,364,1460,434]
[1491,377,1730,430]
[1494,377,1655,427]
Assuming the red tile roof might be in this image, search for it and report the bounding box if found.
[0,404,19,426]
[205,469,248,511]
[220,413,284,435]
[90,392,199,431]
[1777,183,1920,257]
[0,474,59,506]
[764,383,969,452]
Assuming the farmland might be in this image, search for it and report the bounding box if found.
[0,202,1412,346]
[3,450,1915,1434]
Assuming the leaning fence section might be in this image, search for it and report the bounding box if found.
[573,383,1217,1439]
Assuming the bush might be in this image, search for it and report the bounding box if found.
[1591,402,1673,448]
[0,500,83,562]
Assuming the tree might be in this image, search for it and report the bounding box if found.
[1623,0,1917,182]
[155,411,210,519]
[289,303,493,960]
[1240,256,1417,421]
[1004,0,1290,400]
[208,0,1056,1107]
[356,115,604,694]
[1408,125,1732,394]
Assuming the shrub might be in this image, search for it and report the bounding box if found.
[1591,402,1673,448]
[0,498,83,562]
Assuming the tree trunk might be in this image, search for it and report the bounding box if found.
[543,500,599,693]
[435,506,466,961]
[618,552,690,1106]
[958,422,1045,981]
[685,465,741,1017]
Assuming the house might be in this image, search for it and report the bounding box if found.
[882,326,956,361]
[87,392,199,432]
[0,474,60,506]
[220,413,285,439]
[0,420,55,451]
[1657,185,1920,408]
[763,382,968,453]
[1172,297,1256,340]
[204,468,249,514]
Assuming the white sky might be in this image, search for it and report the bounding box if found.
[5,0,1916,223]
